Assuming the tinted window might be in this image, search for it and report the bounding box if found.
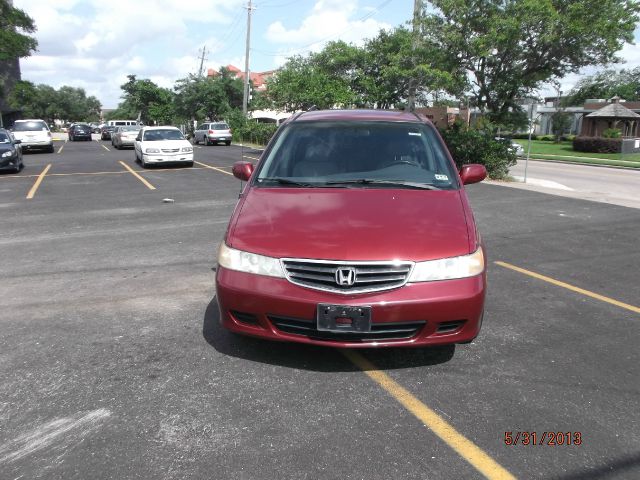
[0,132,9,143]
[256,121,458,189]
[13,121,48,132]
[122,126,140,132]
[211,123,229,129]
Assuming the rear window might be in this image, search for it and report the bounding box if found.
[13,121,49,132]
[211,123,229,129]
[256,120,458,190]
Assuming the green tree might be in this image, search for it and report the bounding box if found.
[564,67,640,105]
[422,0,640,124]
[119,75,174,124]
[174,71,243,126]
[53,86,101,122]
[0,0,37,62]
[550,111,573,142]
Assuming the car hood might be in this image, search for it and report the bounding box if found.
[0,145,16,153]
[229,187,471,261]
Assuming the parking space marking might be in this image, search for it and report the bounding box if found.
[57,144,64,154]
[343,350,516,480]
[194,161,233,176]
[101,145,110,152]
[495,261,640,314]
[26,164,52,199]
[119,161,156,190]
[243,155,260,161]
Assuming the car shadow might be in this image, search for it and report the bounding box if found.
[202,296,455,373]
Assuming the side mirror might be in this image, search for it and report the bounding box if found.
[232,161,254,181]
[459,164,487,185]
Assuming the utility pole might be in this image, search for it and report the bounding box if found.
[405,0,422,112]
[242,0,254,116]
[197,46,208,78]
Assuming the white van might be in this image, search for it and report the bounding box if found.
[107,120,140,127]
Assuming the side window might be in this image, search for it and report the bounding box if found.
[197,124,205,131]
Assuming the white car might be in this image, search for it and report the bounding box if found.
[134,126,193,168]
[496,137,524,157]
[11,119,54,153]
[193,122,232,146]
[112,125,140,149]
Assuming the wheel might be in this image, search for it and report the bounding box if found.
[141,156,147,168]
[204,136,211,146]
[193,135,199,145]
[184,161,194,168]
[47,145,55,153]
[225,141,231,146]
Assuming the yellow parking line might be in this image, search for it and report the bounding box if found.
[495,261,640,314]
[119,161,156,190]
[194,161,233,176]
[26,164,52,199]
[343,351,516,480]
[102,144,110,151]
[58,144,64,154]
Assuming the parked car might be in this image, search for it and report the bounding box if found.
[134,126,193,168]
[111,125,140,149]
[68,123,93,141]
[496,137,524,157]
[10,119,54,153]
[101,125,116,140]
[0,128,24,172]
[193,122,232,146]
[216,109,487,349]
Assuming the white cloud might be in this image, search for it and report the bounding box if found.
[265,0,391,53]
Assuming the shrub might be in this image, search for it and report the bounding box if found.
[538,135,556,141]
[439,124,517,180]
[512,133,537,140]
[562,134,576,142]
[225,109,279,146]
[602,128,622,139]
[573,136,622,153]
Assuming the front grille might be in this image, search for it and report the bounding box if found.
[161,148,180,153]
[281,259,413,294]
[268,315,425,342]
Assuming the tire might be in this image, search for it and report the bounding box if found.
[193,135,199,145]
[225,141,231,146]
[47,145,55,153]
[204,136,211,146]
[141,156,147,168]
[184,161,194,168]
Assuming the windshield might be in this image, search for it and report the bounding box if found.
[143,129,184,141]
[121,126,140,132]
[255,121,458,190]
[0,132,9,143]
[13,121,48,132]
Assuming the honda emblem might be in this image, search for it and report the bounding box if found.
[335,267,357,286]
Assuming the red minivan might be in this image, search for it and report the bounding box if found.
[216,109,487,348]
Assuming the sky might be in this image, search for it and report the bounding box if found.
[12,0,640,110]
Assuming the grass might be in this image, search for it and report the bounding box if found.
[513,140,640,167]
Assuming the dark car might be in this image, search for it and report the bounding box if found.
[101,125,116,140]
[69,124,93,141]
[216,109,488,350]
[0,128,24,173]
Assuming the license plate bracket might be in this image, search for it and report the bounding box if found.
[317,304,371,333]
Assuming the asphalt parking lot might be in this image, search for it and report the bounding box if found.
[1,137,639,480]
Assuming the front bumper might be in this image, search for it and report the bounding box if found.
[0,156,20,170]
[216,266,486,348]
[141,152,193,164]
[20,140,53,150]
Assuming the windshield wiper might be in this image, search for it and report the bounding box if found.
[259,177,318,187]
[324,179,441,190]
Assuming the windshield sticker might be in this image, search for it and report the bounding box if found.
[435,174,449,181]
[408,132,422,136]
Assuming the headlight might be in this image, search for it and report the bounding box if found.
[145,147,160,153]
[181,146,193,152]
[1,150,13,158]
[217,243,285,278]
[408,247,484,282]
